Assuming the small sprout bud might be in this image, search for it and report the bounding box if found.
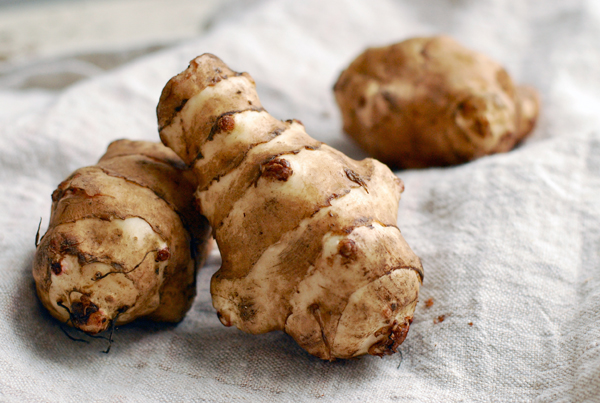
[338,239,357,260]
[217,115,235,133]
[156,248,170,262]
[261,158,293,181]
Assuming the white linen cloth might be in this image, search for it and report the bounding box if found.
[1,0,599,401]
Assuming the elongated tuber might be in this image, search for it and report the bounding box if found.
[334,35,540,169]
[33,140,211,335]
[157,54,424,360]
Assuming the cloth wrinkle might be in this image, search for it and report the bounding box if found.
[1,0,599,402]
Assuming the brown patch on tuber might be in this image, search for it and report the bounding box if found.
[70,295,99,327]
[238,298,257,322]
[50,261,62,275]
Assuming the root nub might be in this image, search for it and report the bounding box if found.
[368,316,412,357]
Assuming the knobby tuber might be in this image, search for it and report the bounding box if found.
[157,54,424,360]
[33,140,212,335]
[334,35,540,169]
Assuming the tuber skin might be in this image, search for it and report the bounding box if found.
[157,54,424,360]
[33,140,212,335]
[333,35,540,169]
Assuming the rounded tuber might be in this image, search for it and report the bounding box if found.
[333,35,540,169]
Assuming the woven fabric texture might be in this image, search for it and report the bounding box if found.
[1,0,599,401]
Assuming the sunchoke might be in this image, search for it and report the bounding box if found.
[33,140,211,335]
[334,35,540,169]
[157,54,423,360]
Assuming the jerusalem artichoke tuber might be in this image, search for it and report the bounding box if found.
[33,140,211,335]
[334,35,540,169]
[157,54,424,360]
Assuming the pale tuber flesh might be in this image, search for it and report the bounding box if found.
[33,140,211,335]
[157,54,424,360]
[334,35,540,169]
